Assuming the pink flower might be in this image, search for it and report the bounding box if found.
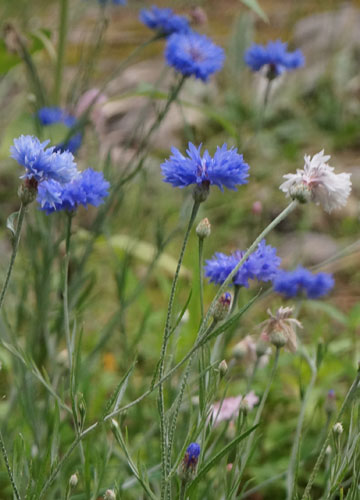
[211,391,259,426]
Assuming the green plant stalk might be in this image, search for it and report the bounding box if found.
[230,284,241,315]
[286,351,317,500]
[54,0,69,104]
[238,347,280,482]
[179,480,186,500]
[0,203,26,311]
[158,200,200,499]
[301,366,360,500]
[198,237,205,321]
[0,432,20,500]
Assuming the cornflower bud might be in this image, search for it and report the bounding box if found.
[218,359,228,377]
[104,489,116,500]
[213,292,232,322]
[69,473,78,488]
[178,443,200,483]
[333,422,343,435]
[251,200,263,215]
[196,218,211,239]
[18,178,38,206]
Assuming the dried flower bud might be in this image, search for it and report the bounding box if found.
[190,6,207,25]
[104,489,116,500]
[178,443,200,483]
[232,341,247,360]
[333,422,343,435]
[69,473,78,488]
[213,292,232,322]
[255,340,268,358]
[218,359,228,377]
[269,329,287,349]
[325,445,332,456]
[196,218,211,239]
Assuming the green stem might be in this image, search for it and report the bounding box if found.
[230,285,240,316]
[64,213,72,369]
[54,0,69,104]
[198,237,204,321]
[158,200,200,499]
[179,480,186,500]
[0,432,20,500]
[286,351,317,500]
[239,347,280,480]
[0,203,26,311]
[301,367,360,500]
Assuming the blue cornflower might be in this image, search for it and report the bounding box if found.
[273,266,334,299]
[165,31,225,81]
[37,168,110,213]
[183,443,200,470]
[161,143,249,196]
[140,6,190,36]
[11,135,78,184]
[244,40,304,78]
[37,107,83,154]
[205,240,281,288]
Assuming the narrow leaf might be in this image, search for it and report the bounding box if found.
[6,211,19,237]
[239,0,268,22]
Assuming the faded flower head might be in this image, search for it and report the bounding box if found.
[244,39,304,78]
[37,168,109,213]
[280,151,352,213]
[232,335,270,373]
[37,107,83,154]
[273,266,334,299]
[140,6,190,36]
[204,239,280,288]
[161,143,249,199]
[211,391,259,426]
[261,306,302,352]
[11,135,78,185]
[165,31,225,81]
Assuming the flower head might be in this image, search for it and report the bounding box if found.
[37,168,110,213]
[232,335,270,373]
[211,391,259,426]
[273,266,334,299]
[37,107,83,154]
[11,135,78,184]
[280,151,352,213]
[161,143,249,197]
[244,39,304,78]
[140,6,190,36]
[178,442,200,481]
[165,31,225,81]
[260,306,302,352]
[205,240,280,288]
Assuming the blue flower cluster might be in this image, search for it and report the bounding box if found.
[161,143,249,192]
[37,107,83,154]
[165,31,224,82]
[244,40,304,78]
[11,135,78,184]
[204,240,281,288]
[140,6,190,36]
[37,168,110,213]
[273,267,334,299]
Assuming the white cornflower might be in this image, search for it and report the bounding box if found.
[280,150,352,213]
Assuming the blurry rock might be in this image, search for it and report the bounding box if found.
[279,232,338,266]
[294,4,360,87]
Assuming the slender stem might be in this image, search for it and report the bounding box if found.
[54,0,69,104]
[0,432,21,500]
[179,480,186,500]
[301,367,360,500]
[158,200,200,499]
[230,285,240,316]
[0,203,26,311]
[64,213,72,369]
[286,351,317,500]
[239,347,280,479]
[198,237,204,320]
[246,357,259,393]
